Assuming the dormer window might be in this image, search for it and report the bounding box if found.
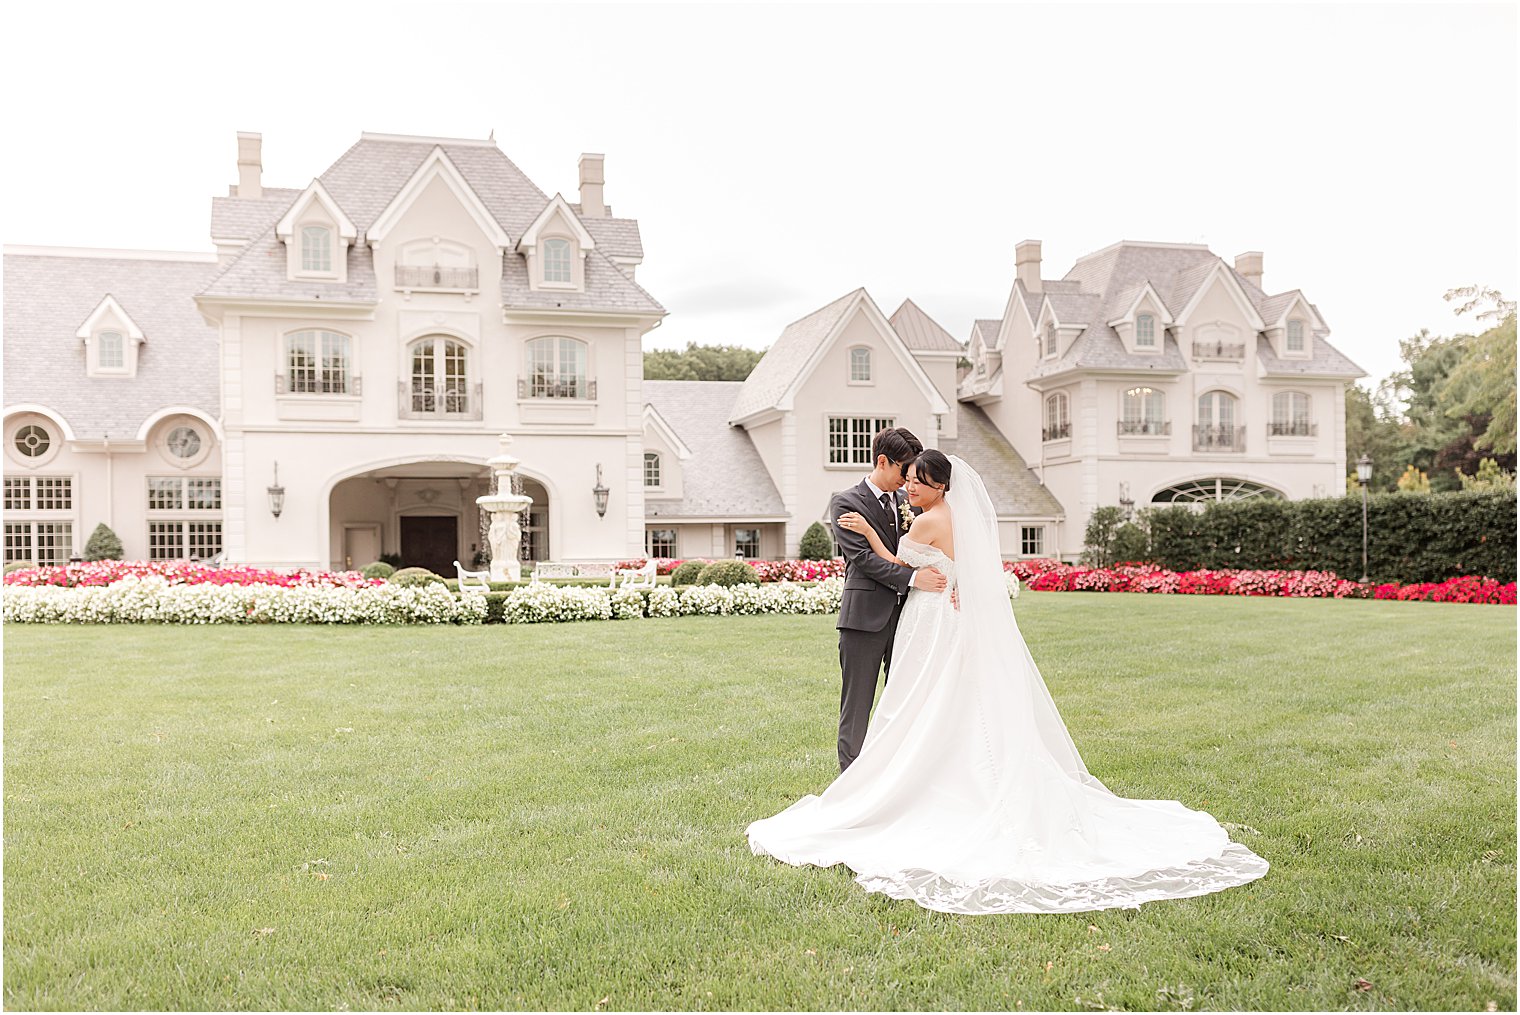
[98,331,125,369]
[850,347,872,383]
[1136,314,1156,348]
[1043,322,1057,359]
[301,226,333,273]
[644,452,661,487]
[1287,319,1305,353]
[543,238,573,283]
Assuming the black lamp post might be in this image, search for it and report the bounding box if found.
[593,464,609,518]
[268,461,285,520]
[1356,453,1372,582]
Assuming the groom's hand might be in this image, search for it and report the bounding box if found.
[911,567,947,592]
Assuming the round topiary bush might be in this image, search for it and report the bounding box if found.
[695,559,761,587]
[362,561,396,579]
[798,521,834,561]
[670,560,708,586]
[390,567,444,587]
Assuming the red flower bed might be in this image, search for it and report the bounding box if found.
[3,560,381,589]
[1003,559,1513,604]
[614,557,846,581]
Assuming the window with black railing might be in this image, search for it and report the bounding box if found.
[1118,419,1171,436]
[1269,391,1314,436]
[1192,339,1245,360]
[522,337,591,399]
[1193,424,1247,451]
[401,337,480,419]
[394,264,480,290]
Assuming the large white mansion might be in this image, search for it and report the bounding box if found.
[3,132,1363,571]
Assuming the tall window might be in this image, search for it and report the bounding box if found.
[301,226,332,272]
[1121,386,1167,435]
[647,528,676,558]
[543,238,572,283]
[2,476,74,565]
[1195,390,1242,450]
[644,452,662,487]
[147,476,222,560]
[98,331,125,368]
[527,337,588,398]
[850,347,872,382]
[1271,391,1313,435]
[1286,319,1305,352]
[410,337,470,414]
[1136,314,1155,348]
[1043,393,1070,440]
[827,416,895,466]
[734,529,760,558]
[1020,525,1045,557]
[1043,322,1057,358]
[288,331,351,394]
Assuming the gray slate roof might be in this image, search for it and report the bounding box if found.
[889,298,964,352]
[1255,335,1364,378]
[209,187,302,242]
[940,404,1064,517]
[970,318,1001,349]
[728,288,862,423]
[643,380,786,518]
[200,135,662,315]
[3,252,220,440]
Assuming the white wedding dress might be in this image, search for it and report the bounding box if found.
[746,456,1269,914]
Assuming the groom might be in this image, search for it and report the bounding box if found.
[827,427,947,772]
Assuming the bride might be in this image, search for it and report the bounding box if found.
[745,450,1269,914]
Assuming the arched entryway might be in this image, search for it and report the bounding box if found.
[326,460,490,573]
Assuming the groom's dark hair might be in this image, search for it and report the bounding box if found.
[872,427,923,468]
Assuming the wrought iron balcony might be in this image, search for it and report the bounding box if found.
[1042,423,1071,441]
[1117,420,1171,436]
[1268,420,1318,437]
[398,380,483,420]
[517,377,597,400]
[1192,340,1245,360]
[275,373,361,395]
[394,264,479,290]
[1193,424,1247,452]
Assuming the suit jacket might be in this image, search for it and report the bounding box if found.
[829,480,916,632]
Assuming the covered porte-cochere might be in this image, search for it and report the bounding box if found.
[326,460,550,574]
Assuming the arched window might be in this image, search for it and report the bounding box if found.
[850,347,871,382]
[644,452,661,487]
[409,336,471,415]
[1136,314,1155,348]
[1043,392,1069,440]
[1286,319,1305,352]
[98,331,124,369]
[287,330,351,394]
[13,423,50,459]
[1152,478,1283,505]
[527,337,588,398]
[301,226,332,273]
[166,425,202,459]
[543,238,572,283]
[1120,386,1167,435]
[1270,391,1314,436]
[1195,390,1242,450]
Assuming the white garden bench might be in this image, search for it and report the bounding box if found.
[453,560,491,597]
[611,559,658,590]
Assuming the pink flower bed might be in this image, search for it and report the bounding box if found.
[1002,559,1515,605]
[614,558,847,581]
[3,559,382,589]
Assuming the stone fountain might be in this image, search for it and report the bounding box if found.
[476,433,534,582]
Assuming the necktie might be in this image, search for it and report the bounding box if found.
[880,492,895,531]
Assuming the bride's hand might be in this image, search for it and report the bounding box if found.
[836,511,868,534]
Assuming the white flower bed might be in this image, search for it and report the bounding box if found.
[1,575,485,625]
[1,574,1023,625]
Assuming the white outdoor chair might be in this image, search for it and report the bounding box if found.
[453,560,491,597]
[612,559,658,590]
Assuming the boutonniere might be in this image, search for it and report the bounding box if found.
[899,500,915,530]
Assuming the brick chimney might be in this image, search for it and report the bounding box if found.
[1016,239,1042,294]
[578,153,605,218]
[236,132,263,199]
[1235,250,1263,290]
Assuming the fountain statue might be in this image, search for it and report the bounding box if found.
[476,434,534,582]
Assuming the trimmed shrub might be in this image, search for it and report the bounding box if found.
[83,523,124,562]
[1079,507,1124,568]
[361,561,396,580]
[390,567,444,587]
[4,561,35,576]
[379,552,404,568]
[1111,521,1151,565]
[670,560,708,586]
[695,559,761,587]
[798,522,834,561]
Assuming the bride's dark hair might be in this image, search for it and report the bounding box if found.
[911,449,952,491]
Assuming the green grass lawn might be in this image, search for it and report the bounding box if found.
[3,594,1515,1011]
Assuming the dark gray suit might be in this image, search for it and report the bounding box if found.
[829,480,916,772]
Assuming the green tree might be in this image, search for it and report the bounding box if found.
[798,521,834,560]
[1456,457,1517,492]
[83,523,123,561]
[1397,465,1432,494]
[1079,506,1123,568]
[643,343,767,381]
[1439,312,1516,457]
[1344,383,1416,492]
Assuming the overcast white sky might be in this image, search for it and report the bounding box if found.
[2,2,1514,389]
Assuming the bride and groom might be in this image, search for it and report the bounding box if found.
[746,427,1269,915]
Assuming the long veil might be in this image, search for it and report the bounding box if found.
[944,455,1108,791]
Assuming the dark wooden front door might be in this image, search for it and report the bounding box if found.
[401,516,458,575]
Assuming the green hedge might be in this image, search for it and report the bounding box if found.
[1146,490,1516,582]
